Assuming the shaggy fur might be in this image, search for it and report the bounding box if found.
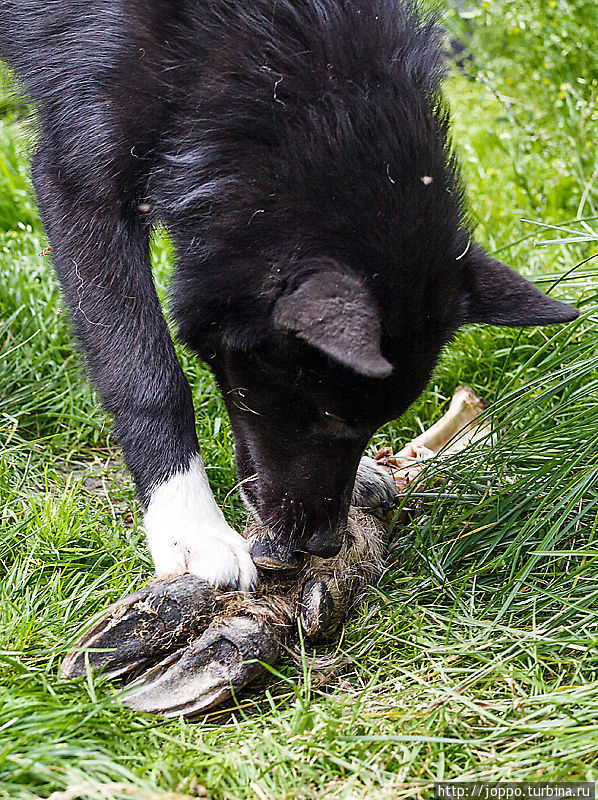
[0,0,577,572]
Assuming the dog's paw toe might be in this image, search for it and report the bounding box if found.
[151,527,258,592]
[184,530,258,591]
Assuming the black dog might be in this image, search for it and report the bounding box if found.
[0,0,577,589]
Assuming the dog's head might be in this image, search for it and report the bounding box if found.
[161,0,578,559]
[176,242,577,561]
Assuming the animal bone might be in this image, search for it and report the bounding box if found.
[375,384,491,490]
[61,386,490,717]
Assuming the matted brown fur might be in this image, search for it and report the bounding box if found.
[215,507,387,637]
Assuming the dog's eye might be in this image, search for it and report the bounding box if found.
[320,410,363,440]
[322,410,347,425]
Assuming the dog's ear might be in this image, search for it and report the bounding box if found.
[273,271,393,378]
[462,244,578,327]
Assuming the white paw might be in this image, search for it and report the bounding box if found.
[148,523,258,591]
[143,455,259,591]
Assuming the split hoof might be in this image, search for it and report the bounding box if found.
[61,576,217,680]
[121,617,279,717]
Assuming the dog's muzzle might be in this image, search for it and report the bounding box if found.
[249,520,346,570]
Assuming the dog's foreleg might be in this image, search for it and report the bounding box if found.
[144,455,257,588]
[31,151,257,590]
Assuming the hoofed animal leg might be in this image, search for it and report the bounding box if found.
[61,387,490,717]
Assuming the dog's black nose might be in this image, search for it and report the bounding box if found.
[303,526,345,559]
[248,523,346,567]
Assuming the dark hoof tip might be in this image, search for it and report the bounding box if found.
[250,539,304,570]
[299,578,338,639]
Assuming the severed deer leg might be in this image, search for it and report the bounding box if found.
[61,386,490,717]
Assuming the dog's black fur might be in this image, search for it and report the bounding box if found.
[0,1,577,562]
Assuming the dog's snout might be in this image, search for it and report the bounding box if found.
[303,523,346,559]
[243,474,349,564]
[231,417,362,568]
[287,488,349,556]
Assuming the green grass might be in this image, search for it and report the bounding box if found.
[2,5,598,797]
